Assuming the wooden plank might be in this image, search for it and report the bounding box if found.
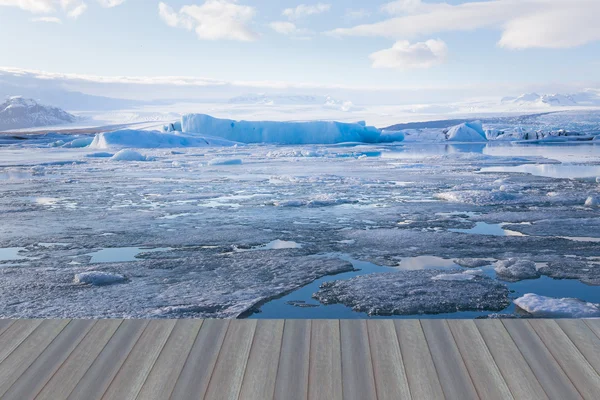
[420,319,479,400]
[68,320,148,400]
[529,319,600,400]
[0,320,42,365]
[503,319,582,400]
[274,319,311,400]
[447,320,513,400]
[340,320,377,400]
[204,319,257,400]
[36,320,123,400]
[135,319,203,400]
[394,320,444,400]
[475,320,548,400]
[239,320,284,400]
[169,319,229,400]
[584,319,600,339]
[0,319,69,397]
[367,320,411,400]
[102,319,176,400]
[0,320,14,338]
[558,319,600,374]
[2,320,96,400]
[308,320,342,400]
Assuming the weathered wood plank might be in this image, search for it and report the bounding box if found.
[503,319,582,400]
[169,319,229,400]
[447,320,513,400]
[2,320,95,400]
[135,319,203,400]
[67,320,148,400]
[36,320,123,400]
[274,319,311,400]
[239,319,284,400]
[308,320,342,400]
[0,320,14,338]
[0,319,69,397]
[529,319,600,400]
[420,319,479,400]
[584,319,600,339]
[0,320,43,365]
[475,320,548,400]
[204,319,257,400]
[340,320,377,400]
[102,319,176,400]
[558,319,600,375]
[367,320,411,400]
[394,320,444,400]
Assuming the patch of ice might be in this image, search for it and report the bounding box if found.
[514,293,600,318]
[454,258,492,268]
[585,196,599,207]
[90,129,236,149]
[431,273,475,281]
[207,158,243,166]
[494,259,541,282]
[446,121,487,142]
[111,149,148,162]
[86,152,114,158]
[63,137,94,148]
[74,271,127,286]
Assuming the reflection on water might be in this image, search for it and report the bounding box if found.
[450,222,525,236]
[480,164,600,179]
[87,247,170,263]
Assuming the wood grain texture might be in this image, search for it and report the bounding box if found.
[503,319,582,400]
[135,319,203,400]
[274,319,311,400]
[68,319,149,400]
[420,319,479,400]
[340,320,377,400]
[0,320,43,365]
[367,320,411,400]
[169,319,229,400]
[0,320,14,338]
[475,320,548,400]
[558,319,600,375]
[0,319,69,397]
[2,319,95,400]
[204,319,257,400]
[529,319,600,400]
[309,320,343,400]
[394,320,444,400]
[239,319,284,400]
[447,320,513,400]
[36,320,123,400]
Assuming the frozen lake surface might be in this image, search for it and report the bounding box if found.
[1,139,600,318]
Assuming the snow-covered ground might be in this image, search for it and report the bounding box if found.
[1,111,600,318]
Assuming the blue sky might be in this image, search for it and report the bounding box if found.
[0,0,599,99]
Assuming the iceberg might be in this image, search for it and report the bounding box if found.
[90,129,236,149]
[181,114,403,144]
[514,293,600,318]
[446,121,487,142]
[74,271,127,286]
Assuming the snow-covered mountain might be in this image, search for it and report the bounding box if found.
[0,96,76,131]
[502,91,600,108]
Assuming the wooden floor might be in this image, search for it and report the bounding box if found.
[0,320,599,399]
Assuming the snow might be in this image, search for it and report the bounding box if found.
[514,293,600,318]
[63,137,94,148]
[74,271,127,286]
[494,259,541,282]
[207,158,243,166]
[111,149,149,162]
[585,196,599,207]
[90,129,236,149]
[181,114,398,144]
[446,121,487,142]
[431,273,475,281]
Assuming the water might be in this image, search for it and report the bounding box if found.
[0,248,26,261]
[450,222,525,236]
[480,164,600,179]
[87,247,170,263]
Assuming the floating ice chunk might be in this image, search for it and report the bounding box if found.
[90,129,236,149]
[446,121,487,142]
[494,259,541,282]
[314,269,509,316]
[454,258,492,268]
[538,260,600,285]
[63,137,94,148]
[181,114,399,144]
[514,293,600,318]
[431,273,475,281]
[585,196,599,207]
[207,158,243,166]
[435,190,519,205]
[111,149,148,162]
[74,271,127,286]
[596,177,600,183]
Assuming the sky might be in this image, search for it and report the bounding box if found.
[0,0,600,102]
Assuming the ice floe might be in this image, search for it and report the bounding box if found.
[494,259,541,282]
[110,149,149,162]
[538,260,600,285]
[446,121,487,142]
[73,271,127,286]
[514,293,600,318]
[90,129,236,149]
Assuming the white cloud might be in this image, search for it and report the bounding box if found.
[282,3,330,20]
[370,39,448,69]
[343,9,370,22]
[0,0,125,18]
[330,0,600,50]
[269,21,313,38]
[159,1,258,41]
[32,16,62,23]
